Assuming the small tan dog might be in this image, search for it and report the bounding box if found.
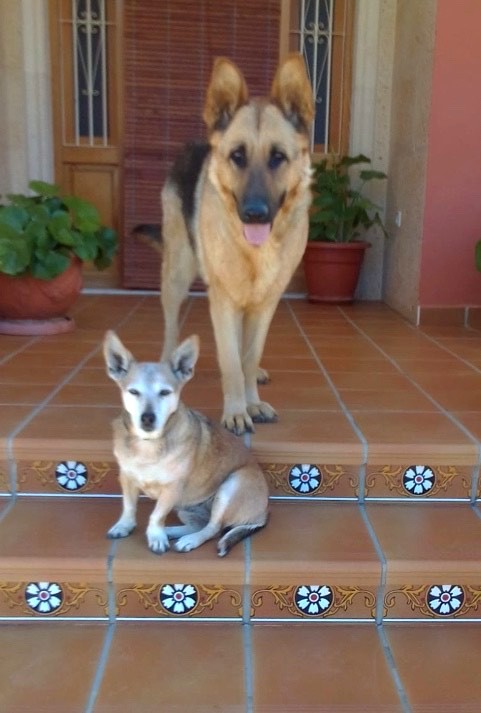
[103,330,269,556]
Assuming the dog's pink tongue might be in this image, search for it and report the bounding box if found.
[243,223,271,246]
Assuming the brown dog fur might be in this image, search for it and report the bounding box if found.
[160,55,314,435]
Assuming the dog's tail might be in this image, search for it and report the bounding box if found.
[217,520,267,557]
[132,224,162,254]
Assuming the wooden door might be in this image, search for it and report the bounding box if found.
[49,0,124,287]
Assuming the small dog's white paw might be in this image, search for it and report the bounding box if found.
[222,411,255,436]
[107,520,136,539]
[256,366,270,385]
[174,533,201,552]
[247,401,278,424]
[146,526,170,554]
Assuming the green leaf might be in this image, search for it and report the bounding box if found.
[359,169,388,182]
[31,251,70,280]
[339,154,371,168]
[6,193,35,208]
[28,180,61,197]
[72,231,98,262]
[0,206,29,231]
[63,196,100,232]
[47,213,76,250]
[0,237,31,275]
[0,221,22,241]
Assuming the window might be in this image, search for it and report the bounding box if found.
[280,0,354,156]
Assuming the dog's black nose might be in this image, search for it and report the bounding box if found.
[241,198,271,224]
[141,412,156,430]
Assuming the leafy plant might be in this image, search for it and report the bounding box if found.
[0,180,118,279]
[309,154,389,243]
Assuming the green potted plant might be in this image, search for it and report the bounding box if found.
[304,154,388,303]
[0,180,117,334]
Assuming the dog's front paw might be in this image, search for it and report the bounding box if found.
[174,533,201,553]
[256,366,270,385]
[222,411,255,436]
[146,526,170,555]
[247,401,278,424]
[107,519,136,539]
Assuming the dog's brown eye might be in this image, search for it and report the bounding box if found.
[230,147,247,169]
[128,388,140,396]
[268,149,287,170]
[159,389,172,397]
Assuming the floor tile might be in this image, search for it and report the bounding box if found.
[250,502,380,585]
[367,502,481,581]
[111,501,245,587]
[0,623,106,712]
[252,624,402,712]
[13,405,116,460]
[339,387,438,411]
[0,497,114,580]
[251,410,363,464]
[352,411,478,465]
[0,383,56,405]
[387,623,481,712]
[94,623,245,712]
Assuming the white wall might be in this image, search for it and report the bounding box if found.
[349,0,397,300]
[0,0,53,195]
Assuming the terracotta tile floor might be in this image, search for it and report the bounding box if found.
[1,295,481,710]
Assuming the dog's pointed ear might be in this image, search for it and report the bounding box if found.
[270,54,314,134]
[169,335,200,383]
[103,330,134,382]
[203,58,248,132]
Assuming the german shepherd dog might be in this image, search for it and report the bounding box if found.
[159,54,314,435]
[103,331,269,556]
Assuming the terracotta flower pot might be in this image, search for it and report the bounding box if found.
[303,241,370,304]
[0,257,83,321]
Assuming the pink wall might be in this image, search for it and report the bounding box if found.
[419,0,481,306]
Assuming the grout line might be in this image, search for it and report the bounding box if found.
[358,503,387,625]
[243,535,252,625]
[243,620,254,713]
[5,297,148,495]
[15,492,123,498]
[0,616,109,622]
[10,492,475,503]
[84,620,116,713]
[107,539,117,623]
[471,502,481,522]
[286,301,369,488]
[414,321,481,375]
[0,335,40,367]
[338,308,481,474]
[470,464,481,504]
[377,624,412,713]
[0,492,16,525]
[115,616,242,622]
[243,617,374,624]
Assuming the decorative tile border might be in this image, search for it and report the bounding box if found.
[383,584,481,619]
[0,581,108,618]
[17,460,118,494]
[115,583,243,619]
[262,463,359,498]
[365,465,471,499]
[250,584,376,620]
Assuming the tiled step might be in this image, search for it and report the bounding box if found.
[4,456,479,501]
[1,497,480,623]
[2,620,481,711]
[3,296,481,707]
